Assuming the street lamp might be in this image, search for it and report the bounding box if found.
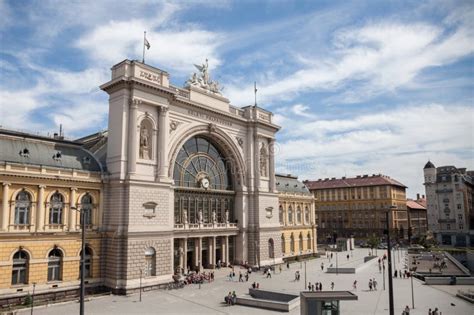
[304,261,307,290]
[30,282,36,315]
[386,206,396,315]
[71,206,85,315]
[410,266,416,309]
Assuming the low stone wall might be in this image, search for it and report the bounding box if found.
[424,277,474,285]
[235,288,299,312]
[326,267,356,274]
[249,288,298,302]
[364,256,378,263]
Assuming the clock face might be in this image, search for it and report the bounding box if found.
[201,178,210,189]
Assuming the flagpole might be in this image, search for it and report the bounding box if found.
[254,81,257,107]
[142,31,146,63]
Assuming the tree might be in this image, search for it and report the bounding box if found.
[367,235,380,253]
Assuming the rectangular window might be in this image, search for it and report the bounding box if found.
[457,204,462,210]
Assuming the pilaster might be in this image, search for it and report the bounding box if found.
[1,183,10,231]
[36,185,46,231]
[69,187,77,231]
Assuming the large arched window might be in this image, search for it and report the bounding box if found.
[281,234,286,254]
[296,206,302,224]
[304,206,310,224]
[279,205,284,224]
[80,247,93,278]
[49,192,64,225]
[80,194,93,226]
[14,191,31,225]
[173,136,235,226]
[268,239,274,259]
[48,249,63,281]
[173,136,232,190]
[12,250,28,285]
[144,247,156,277]
[299,233,304,252]
[290,233,295,253]
[288,206,293,225]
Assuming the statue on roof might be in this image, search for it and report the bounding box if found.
[186,58,222,95]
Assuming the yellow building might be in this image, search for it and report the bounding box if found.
[304,174,407,242]
[0,129,103,298]
[276,174,317,260]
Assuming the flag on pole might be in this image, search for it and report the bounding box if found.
[144,37,151,50]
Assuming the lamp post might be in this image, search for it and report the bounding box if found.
[335,250,338,276]
[71,206,85,315]
[30,282,36,315]
[304,261,307,290]
[386,206,396,315]
[410,267,416,309]
[139,269,143,301]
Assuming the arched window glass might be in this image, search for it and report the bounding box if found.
[80,247,92,278]
[49,192,64,225]
[80,194,93,226]
[279,205,283,224]
[290,234,295,252]
[173,137,232,190]
[48,249,62,281]
[281,235,285,254]
[15,191,31,225]
[297,206,302,224]
[304,206,310,224]
[12,250,28,285]
[299,234,304,252]
[307,233,312,250]
[288,206,293,224]
[144,247,156,277]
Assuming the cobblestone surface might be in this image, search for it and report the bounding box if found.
[19,248,473,315]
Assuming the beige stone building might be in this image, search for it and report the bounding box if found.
[276,174,317,260]
[304,174,407,242]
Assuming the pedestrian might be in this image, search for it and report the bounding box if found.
[266,270,271,278]
[331,253,333,259]
[256,282,260,289]
[353,280,357,290]
[319,282,322,291]
[239,272,243,282]
[347,254,349,260]
[331,282,334,290]
[245,273,249,282]
[226,292,232,306]
[432,308,438,315]
[308,282,312,291]
[287,262,290,269]
[229,272,233,281]
[379,264,382,273]
[428,308,432,315]
[321,262,324,271]
[394,270,398,278]
[279,265,282,273]
[369,279,373,291]
[211,271,214,282]
[373,278,378,290]
[403,305,410,314]
[295,271,298,281]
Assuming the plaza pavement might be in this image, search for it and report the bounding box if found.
[20,248,473,315]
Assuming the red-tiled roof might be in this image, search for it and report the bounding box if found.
[407,199,426,210]
[304,174,407,190]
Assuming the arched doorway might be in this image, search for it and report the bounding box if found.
[268,238,274,259]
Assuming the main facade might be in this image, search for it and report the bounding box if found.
[0,59,319,300]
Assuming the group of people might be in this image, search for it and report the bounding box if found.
[368,278,378,291]
[294,271,301,281]
[307,282,323,291]
[224,291,237,306]
[394,269,411,278]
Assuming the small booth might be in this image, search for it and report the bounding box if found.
[300,291,358,315]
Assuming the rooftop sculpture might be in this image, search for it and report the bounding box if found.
[186,59,222,95]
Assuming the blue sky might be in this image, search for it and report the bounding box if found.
[0,0,473,197]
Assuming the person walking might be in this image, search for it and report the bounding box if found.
[402,305,410,314]
[266,270,272,278]
[279,265,282,273]
[373,278,378,290]
[369,279,373,291]
[319,282,322,291]
[239,272,243,282]
[287,262,290,269]
[321,262,324,271]
[245,272,249,282]
[353,280,357,290]
[331,282,334,290]
[346,254,349,260]
[308,282,312,291]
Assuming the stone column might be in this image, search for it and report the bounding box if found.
[197,237,202,271]
[36,185,45,231]
[254,135,260,189]
[2,183,10,231]
[269,139,276,192]
[69,187,77,231]
[127,99,139,176]
[221,236,227,266]
[224,235,229,265]
[207,237,214,269]
[211,236,217,267]
[158,107,169,180]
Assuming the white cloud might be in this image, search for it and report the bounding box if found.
[275,103,474,197]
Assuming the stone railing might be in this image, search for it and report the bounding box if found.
[174,222,239,230]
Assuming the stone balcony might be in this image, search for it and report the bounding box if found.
[174,222,238,230]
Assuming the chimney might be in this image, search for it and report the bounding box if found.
[417,193,420,200]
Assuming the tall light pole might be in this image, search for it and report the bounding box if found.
[410,267,416,309]
[386,206,396,315]
[71,206,85,315]
[304,261,307,290]
[30,282,36,315]
[335,250,338,276]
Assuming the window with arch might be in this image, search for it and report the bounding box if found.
[296,206,302,224]
[290,234,295,252]
[80,247,92,278]
[288,206,293,225]
[279,205,284,224]
[49,192,64,225]
[12,250,28,285]
[268,239,274,259]
[48,248,63,281]
[14,190,31,225]
[299,233,304,252]
[144,247,156,277]
[307,233,312,250]
[304,206,310,224]
[281,234,285,254]
[80,194,93,226]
